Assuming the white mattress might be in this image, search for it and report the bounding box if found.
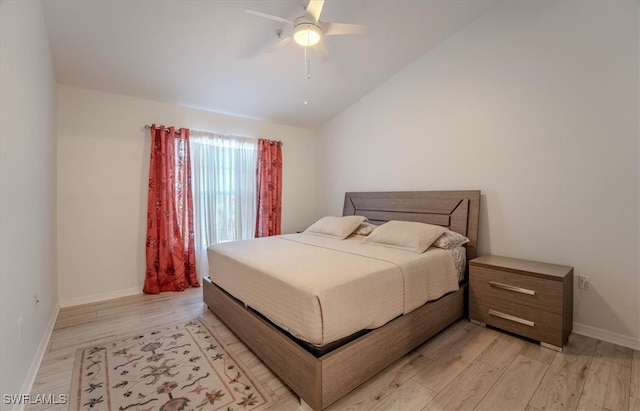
[207,233,461,347]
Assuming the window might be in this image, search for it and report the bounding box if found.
[190,131,258,279]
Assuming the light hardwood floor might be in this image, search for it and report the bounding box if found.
[28,287,640,410]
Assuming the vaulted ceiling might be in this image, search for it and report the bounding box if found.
[42,0,496,129]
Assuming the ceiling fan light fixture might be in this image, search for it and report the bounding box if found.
[293,23,321,47]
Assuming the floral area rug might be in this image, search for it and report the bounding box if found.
[69,318,273,411]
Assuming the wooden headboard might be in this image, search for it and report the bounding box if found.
[342,190,481,260]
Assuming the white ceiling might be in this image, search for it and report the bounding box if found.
[42,0,496,129]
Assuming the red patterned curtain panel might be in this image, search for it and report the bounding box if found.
[144,125,199,294]
[255,139,283,237]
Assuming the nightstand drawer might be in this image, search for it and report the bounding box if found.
[469,299,563,347]
[470,265,564,315]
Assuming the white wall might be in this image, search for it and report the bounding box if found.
[0,0,58,399]
[57,86,318,305]
[318,1,639,348]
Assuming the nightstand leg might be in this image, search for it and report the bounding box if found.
[469,319,486,327]
[540,342,563,352]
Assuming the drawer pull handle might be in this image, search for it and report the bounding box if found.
[489,309,535,327]
[489,281,536,295]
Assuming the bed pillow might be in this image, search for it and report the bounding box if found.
[433,230,470,249]
[354,221,377,236]
[362,220,447,253]
[304,215,366,239]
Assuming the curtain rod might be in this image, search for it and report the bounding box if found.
[144,125,282,146]
[145,124,182,132]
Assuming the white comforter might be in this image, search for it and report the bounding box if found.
[207,233,460,347]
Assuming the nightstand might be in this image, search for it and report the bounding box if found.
[469,255,573,351]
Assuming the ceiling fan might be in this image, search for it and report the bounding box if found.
[246,0,367,60]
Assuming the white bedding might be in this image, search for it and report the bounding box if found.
[207,233,461,347]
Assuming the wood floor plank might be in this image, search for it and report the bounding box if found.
[577,357,630,411]
[33,355,76,381]
[29,371,72,397]
[527,333,598,411]
[519,341,557,365]
[370,379,436,410]
[96,298,167,318]
[263,395,302,411]
[58,296,127,314]
[138,306,206,323]
[476,332,527,370]
[416,319,475,360]
[594,339,633,368]
[49,315,143,349]
[327,350,431,410]
[52,309,97,329]
[475,354,548,411]
[412,326,498,393]
[424,359,502,411]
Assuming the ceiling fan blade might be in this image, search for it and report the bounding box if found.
[312,41,329,61]
[266,34,292,53]
[323,22,367,36]
[245,9,294,25]
[306,0,324,23]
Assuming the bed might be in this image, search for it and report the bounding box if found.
[203,190,480,410]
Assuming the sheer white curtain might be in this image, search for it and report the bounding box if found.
[190,131,258,279]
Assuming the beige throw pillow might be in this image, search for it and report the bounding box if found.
[362,220,447,253]
[304,215,366,239]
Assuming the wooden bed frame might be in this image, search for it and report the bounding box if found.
[203,190,480,410]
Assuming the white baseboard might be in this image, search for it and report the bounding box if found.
[58,287,141,308]
[14,303,60,411]
[573,322,640,351]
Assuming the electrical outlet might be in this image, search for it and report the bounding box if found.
[578,276,591,290]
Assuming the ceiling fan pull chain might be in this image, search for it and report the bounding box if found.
[304,47,310,105]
